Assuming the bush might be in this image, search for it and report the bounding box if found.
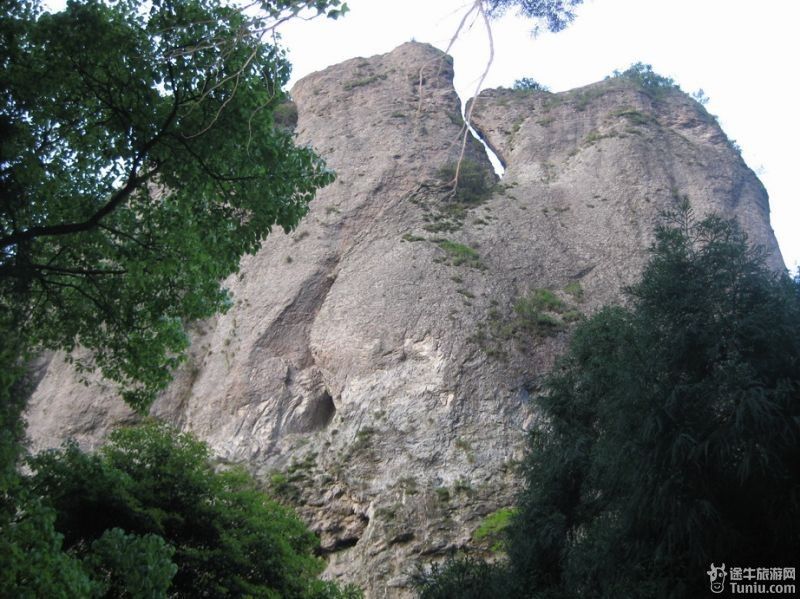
[513,77,549,92]
[437,160,494,204]
[473,507,517,552]
[27,421,360,598]
[513,288,569,335]
[563,281,584,301]
[436,240,484,269]
[612,62,677,96]
[412,556,513,599]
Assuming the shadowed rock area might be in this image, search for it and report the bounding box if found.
[24,42,783,597]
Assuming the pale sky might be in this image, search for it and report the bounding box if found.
[279,0,799,271]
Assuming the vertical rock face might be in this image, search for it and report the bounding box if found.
[25,43,783,597]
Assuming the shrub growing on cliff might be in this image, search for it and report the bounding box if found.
[437,159,495,204]
[611,62,677,97]
[513,77,549,92]
[413,556,514,599]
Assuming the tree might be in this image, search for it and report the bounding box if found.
[1,0,345,411]
[416,204,799,597]
[26,421,361,598]
[0,1,351,594]
[507,203,800,597]
[611,62,677,92]
[484,0,583,33]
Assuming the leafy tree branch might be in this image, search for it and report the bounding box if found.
[1,0,346,409]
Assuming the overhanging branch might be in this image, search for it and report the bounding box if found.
[0,95,181,251]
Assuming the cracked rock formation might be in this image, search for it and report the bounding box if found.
[25,42,783,597]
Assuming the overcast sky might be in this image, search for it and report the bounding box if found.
[279,0,799,271]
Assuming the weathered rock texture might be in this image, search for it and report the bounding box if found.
[25,43,783,597]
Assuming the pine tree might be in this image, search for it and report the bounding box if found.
[509,203,800,597]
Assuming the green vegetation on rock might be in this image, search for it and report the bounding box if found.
[436,239,485,269]
[343,74,387,91]
[437,159,495,204]
[473,507,517,552]
[563,281,584,301]
[512,77,549,92]
[611,62,677,99]
[513,288,577,335]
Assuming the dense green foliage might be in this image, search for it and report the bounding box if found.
[413,556,515,599]
[417,204,799,598]
[0,491,94,597]
[20,422,361,597]
[0,1,357,595]
[0,0,343,410]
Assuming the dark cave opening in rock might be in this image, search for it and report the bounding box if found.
[311,390,336,430]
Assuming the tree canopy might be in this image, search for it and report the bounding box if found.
[508,205,799,597]
[417,204,799,598]
[9,421,360,597]
[0,1,356,595]
[1,0,344,411]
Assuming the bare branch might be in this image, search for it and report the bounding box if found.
[453,2,494,197]
[30,263,127,277]
[443,0,482,57]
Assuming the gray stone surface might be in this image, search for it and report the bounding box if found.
[24,42,783,597]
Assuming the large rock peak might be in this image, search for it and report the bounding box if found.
[25,43,783,597]
[469,79,782,274]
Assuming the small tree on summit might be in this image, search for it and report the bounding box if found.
[513,77,550,92]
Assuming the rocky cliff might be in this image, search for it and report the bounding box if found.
[24,42,783,597]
